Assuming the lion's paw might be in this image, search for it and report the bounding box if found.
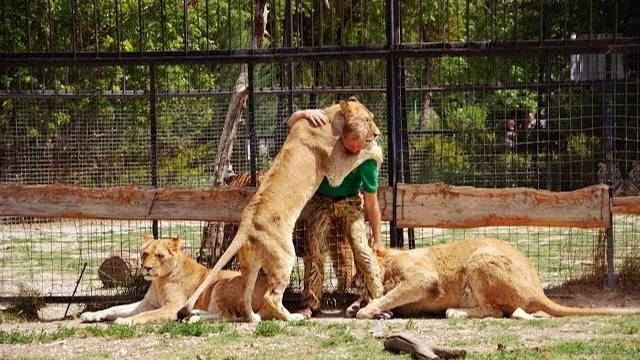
[445,308,468,319]
[79,311,101,323]
[114,317,133,326]
[287,313,305,321]
[250,312,262,323]
[511,307,535,320]
[187,315,202,323]
[345,302,361,318]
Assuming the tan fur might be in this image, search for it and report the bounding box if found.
[80,235,273,325]
[355,238,640,319]
[180,98,382,322]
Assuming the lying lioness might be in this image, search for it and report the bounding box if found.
[80,235,273,325]
[353,238,639,319]
[179,98,382,322]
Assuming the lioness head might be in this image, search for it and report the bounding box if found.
[139,234,182,280]
[339,96,380,153]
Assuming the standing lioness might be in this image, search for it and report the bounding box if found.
[179,98,381,322]
[353,238,640,319]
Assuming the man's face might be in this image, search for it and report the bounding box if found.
[342,133,366,154]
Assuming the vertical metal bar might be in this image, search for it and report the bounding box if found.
[227,0,231,48]
[285,0,294,114]
[538,0,543,46]
[2,0,6,53]
[183,0,189,53]
[72,0,77,53]
[604,53,615,288]
[386,0,402,248]
[138,0,143,53]
[26,0,30,53]
[149,65,159,239]
[115,0,121,54]
[248,62,257,187]
[160,0,166,51]
[93,0,98,54]
[205,0,210,51]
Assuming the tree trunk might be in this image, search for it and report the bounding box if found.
[418,58,433,130]
[199,0,270,263]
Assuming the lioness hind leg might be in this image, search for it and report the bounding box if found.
[356,273,441,319]
[261,252,303,321]
[238,248,262,323]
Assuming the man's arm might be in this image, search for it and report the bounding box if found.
[363,191,383,254]
[287,109,329,128]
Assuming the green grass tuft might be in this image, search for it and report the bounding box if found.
[254,319,284,337]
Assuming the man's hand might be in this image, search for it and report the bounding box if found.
[372,241,385,255]
[304,109,329,127]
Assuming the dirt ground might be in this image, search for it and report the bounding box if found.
[1,288,639,360]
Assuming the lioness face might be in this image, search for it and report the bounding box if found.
[139,234,181,280]
[340,96,380,142]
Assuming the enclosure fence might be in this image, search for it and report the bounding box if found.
[0,0,639,305]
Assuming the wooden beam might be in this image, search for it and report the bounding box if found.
[611,196,640,215]
[0,183,612,227]
[0,184,392,222]
[394,183,610,228]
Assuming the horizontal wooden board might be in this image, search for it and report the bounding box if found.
[0,183,612,228]
[393,183,610,228]
[611,196,640,215]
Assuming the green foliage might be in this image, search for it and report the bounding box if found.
[158,320,233,337]
[84,324,139,339]
[5,287,44,320]
[567,133,600,158]
[254,319,284,337]
[0,327,77,344]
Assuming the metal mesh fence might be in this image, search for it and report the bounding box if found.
[0,0,639,304]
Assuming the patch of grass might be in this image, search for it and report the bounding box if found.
[320,326,357,348]
[549,339,640,359]
[0,326,77,344]
[490,333,521,347]
[0,310,27,324]
[405,319,417,330]
[598,316,640,335]
[289,319,316,328]
[468,339,640,360]
[84,324,138,338]
[157,320,232,337]
[254,319,284,337]
[5,287,45,320]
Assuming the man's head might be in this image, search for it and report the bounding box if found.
[339,96,379,154]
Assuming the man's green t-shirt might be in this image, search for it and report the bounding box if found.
[317,159,379,198]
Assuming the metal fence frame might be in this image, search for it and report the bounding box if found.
[1,0,639,303]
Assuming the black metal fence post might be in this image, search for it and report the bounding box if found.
[604,53,615,289]
[149,64,159,239]
[248,62,257,187]
[386,0,403,248]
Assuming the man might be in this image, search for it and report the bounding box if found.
[287,107,385,318]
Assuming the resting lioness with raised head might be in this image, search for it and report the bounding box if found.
[80,235,274,325]
[352,238,640,319]
[178,98,382,322]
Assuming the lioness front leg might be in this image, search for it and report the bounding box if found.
[356,273,442,319]
[114,304,181,325]
[80,301,153,322]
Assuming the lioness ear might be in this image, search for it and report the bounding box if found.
[348,96,359,103]
[167,235,182,252]
[339,100,351,115]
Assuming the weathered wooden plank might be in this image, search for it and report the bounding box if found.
[611,196,640,215]
[0,184,156,220]
[0,183,612,227]
[395,183,610,228]
[149,187,255,222]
